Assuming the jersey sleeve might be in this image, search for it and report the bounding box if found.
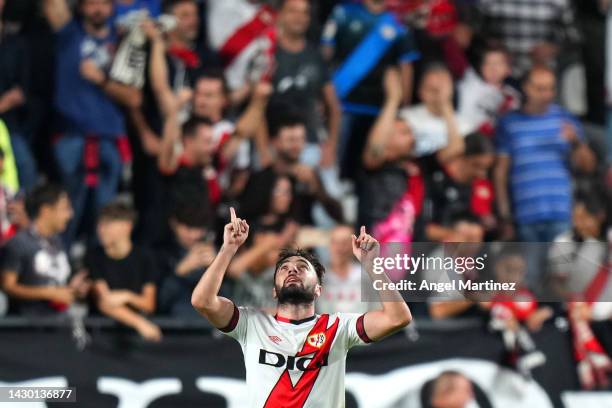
[341,313,373,350]
[218,303,250,345]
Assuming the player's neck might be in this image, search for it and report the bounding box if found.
[276,303,316,321]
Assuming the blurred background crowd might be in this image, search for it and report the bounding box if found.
[0,0,610,381]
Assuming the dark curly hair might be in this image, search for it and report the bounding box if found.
[274,248,325,284]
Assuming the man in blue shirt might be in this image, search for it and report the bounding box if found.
[43,0,141,246]
[494,65,595,243]
[322,0,419,180]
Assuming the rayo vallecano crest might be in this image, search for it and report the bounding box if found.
[307,332,326,348]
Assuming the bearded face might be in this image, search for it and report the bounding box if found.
[80,0,112,30]
[275,280,317,305]
[273,256,321,306]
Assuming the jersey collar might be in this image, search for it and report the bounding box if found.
[275,314,316,325]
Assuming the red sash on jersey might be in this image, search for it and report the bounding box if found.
[263,314,340,408]
[218,5,276,68]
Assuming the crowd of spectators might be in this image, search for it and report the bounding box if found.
[0,0,609,354]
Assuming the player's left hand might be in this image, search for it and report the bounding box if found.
[351,226,380,264]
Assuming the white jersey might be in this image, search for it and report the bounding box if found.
[220,305,371,407]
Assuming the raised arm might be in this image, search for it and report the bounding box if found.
[435,104,464,164]
[143,19,178,118]
[433,79,465,164]
[220,82,272,163]
[353,227,412,341]
[191,208,249,328]
[43,0,72,32]
[399,62,414,106]
[157,106,181,174]
[320,82,342,167]
[363,68,402,170]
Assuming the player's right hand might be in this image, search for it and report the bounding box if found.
[223,207,249,250]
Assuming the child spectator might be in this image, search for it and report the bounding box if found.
[88,201,161,341]
[457,46,521,136]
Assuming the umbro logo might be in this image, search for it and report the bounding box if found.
[269,335,282,344]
